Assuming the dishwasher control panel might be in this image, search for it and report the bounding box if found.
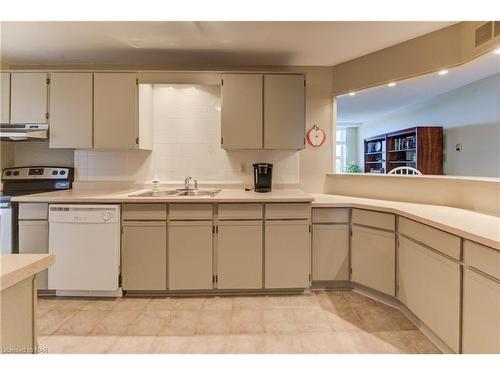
[49,205,120,224]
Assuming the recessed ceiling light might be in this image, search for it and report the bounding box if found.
[348,92,356,96]
[387,82,397,87]
[493,47,500,54]
[438,69,449,76]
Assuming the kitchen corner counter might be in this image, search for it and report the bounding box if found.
[1,254,55,291]
[11,188,314,203]
[312,194,500,251]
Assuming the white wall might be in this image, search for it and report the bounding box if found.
[75,84,299,185]
[357,73,500,177]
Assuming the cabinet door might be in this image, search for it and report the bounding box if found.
[263,74,305,150]
[351,225,395,295]
[18,220,48,290]
[1,72,10,123]
[10,73,48,123]
[265,220,310,289]
[49,73,93,149]
[217,221,263,289]
[463,268,500,353]
[94,73,137,149]
[398,236,460,353]
[122,222,167,291]
[312,224,349,281]
[168,221,213,290]
[221,74,263,149]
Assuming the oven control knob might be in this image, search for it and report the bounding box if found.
[5,171,12,176]
[60,170,66,175]
[52,170,59,175]
[13,171,19,176]
[102,212,111,222]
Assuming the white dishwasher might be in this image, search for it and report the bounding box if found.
[48,204,121,297]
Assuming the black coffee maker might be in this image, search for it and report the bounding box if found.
[253,163,273,193]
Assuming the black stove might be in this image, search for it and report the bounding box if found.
[1,166,74,253]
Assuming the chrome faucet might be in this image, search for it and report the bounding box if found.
[184,176,198,191]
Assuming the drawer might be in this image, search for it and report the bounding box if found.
[169,204,213,220]
[122,204,167,221]
[464,240,500,280]
[218,203,263,220]
[399,217,460,260]
[312,208,348,223]
[19,203,48,220]
[352,209,395,231]
[265,203,310,220]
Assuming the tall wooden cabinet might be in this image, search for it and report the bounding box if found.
[221,73,305,150]
[49,73,93,149]
[364,126,443,174]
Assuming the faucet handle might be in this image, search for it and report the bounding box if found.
[194,179,198,191]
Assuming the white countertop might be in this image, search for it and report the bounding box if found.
[0,254,55,291]
[312,194,500,251]
[10,188,500,251]
[12,188,314,203]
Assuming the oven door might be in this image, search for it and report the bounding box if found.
[0,202,12,254]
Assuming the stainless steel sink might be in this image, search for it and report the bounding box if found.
[129,189,221,197]
[176,189,221,197]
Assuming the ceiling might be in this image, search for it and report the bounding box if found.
[0,21,455,67]
[337,51,500,124]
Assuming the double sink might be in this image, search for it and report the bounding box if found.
[129,188,221,198]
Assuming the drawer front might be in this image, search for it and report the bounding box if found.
[265,203,310,220]
[399,217,460,260]
[464,240,500,280]
[352,209,395,231]
[218,203,263,220]
[169,204,213,220]
[122,204,167,221]
[312,208,349,224]
[19,203,48,220]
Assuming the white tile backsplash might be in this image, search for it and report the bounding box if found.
[75,84,299,184]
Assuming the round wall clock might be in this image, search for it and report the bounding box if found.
[306,125,326,147]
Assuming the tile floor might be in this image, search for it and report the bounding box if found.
[36,291,441,354]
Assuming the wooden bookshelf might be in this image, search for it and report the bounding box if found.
[364,126,443,175]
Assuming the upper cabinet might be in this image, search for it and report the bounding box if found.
[221,74,263,149]
[264,74,305,149]
[93,73,139,149]
[1,72,10,123]
[221,73,305,150]
[49,73,93,149]
[10,72,48,124]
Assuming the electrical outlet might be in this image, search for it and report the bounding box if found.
[240,163,247,173]
[455,143,462,152]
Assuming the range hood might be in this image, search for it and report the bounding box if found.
[0,124,49,142]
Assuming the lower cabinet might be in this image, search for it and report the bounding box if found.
[312,224,349,281]
[265,220,310,289]
[168,221,213,290]
[121,221,167,291]
[462,268,500,353]
[351,225,395,295]
[217,221,263,289]
[18,220,49,290]
[398,236,460,353]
